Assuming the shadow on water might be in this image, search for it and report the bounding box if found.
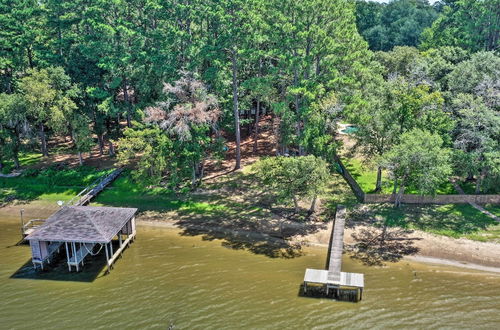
[10,244,112,283]
[177,225,307,259]
[296,284,360,303]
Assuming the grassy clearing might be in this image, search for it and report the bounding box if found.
[344,158,456,195]
[1,152,43,174]
[0,166,113,204]
[350,203,500,242]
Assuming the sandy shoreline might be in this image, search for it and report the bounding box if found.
[1,202,499,274]
[138,218,500,273]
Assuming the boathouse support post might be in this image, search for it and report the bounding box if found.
[105,242,110,273]
[65,242,71,271]
[72,242,79,272]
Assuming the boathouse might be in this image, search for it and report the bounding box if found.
[25,206,137,272]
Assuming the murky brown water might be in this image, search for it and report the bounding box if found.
[1,213,500,329]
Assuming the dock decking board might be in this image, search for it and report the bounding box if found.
[327,206,346,283]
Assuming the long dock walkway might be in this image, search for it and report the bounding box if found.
[69,168,123,206]
[303,205,364,302]
[21,168,124,238]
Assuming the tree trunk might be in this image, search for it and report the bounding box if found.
[392,179,398,194]
[78,152,83,166]
[13,156,20,170]
[475,171,484,194]
[123,79,132,128]
[394,179,406,208]
[231,49,241,170]
[97,134,104,156]
[308,195,317,216]
[108,140,115,156]
[39,124,48,157]
[375,166,383,192]
[293,195,300,213]
[27,47,34,69]
[253,98,260,154]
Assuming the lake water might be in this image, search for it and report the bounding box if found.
[1,215,500,329]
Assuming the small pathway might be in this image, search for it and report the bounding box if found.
[452,180,499,222]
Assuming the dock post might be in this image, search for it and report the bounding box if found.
[65,242,71,271]
[105,243,110,273]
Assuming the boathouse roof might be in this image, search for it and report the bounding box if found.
[25,206,137,243]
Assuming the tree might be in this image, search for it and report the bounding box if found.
[0,0,45,92]
[451,94,500,193]
[71,115,94,166]
[355,0,438,51]
[381,129,452,207]
[119,72,222,188]
[268,0,370,156]
[420,46,469,89]
[420,0,500,52]
[0,93,28,169]
[351,81,400,192]
[18,67,77,156]
[254,155,330,215]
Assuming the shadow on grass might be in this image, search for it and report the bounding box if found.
[144,171,330,259]
[344,203,499,265]
[347,227,420,266]
[348,204,497,236]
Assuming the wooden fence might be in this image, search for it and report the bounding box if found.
[363,193,500,205]
[335,157,499,205]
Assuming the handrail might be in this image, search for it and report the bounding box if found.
[67,168,123,206]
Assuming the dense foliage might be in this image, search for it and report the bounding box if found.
[0,0,498,203]
[254,155,330,213]
[355,0,438,51]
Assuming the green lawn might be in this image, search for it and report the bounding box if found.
[1,152,43,174]
[0,166,113,204]
[351,203,500,242]
[344,158,457,195]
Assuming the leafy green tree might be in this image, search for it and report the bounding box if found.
[0,0,45,92]
[0,93,28,169]
[451,94,500,193]
[420,0,500,52]
[268,0,370,156]
[356,0,438,51]
[381,129,452,207]
[119,72,222,188]
[254,155,330,214]
[420,46,469,89]
[71,115,94,166]
[446,52,500,97]
[18,67,77,156]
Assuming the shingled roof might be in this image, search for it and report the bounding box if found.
[26,206,137,243]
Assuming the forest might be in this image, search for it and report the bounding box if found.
[0,0,499,210]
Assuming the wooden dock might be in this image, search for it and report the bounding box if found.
[21,168,124,239]
[327,206,346,282]
[68,168,123,206]
[303,205,364,302]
